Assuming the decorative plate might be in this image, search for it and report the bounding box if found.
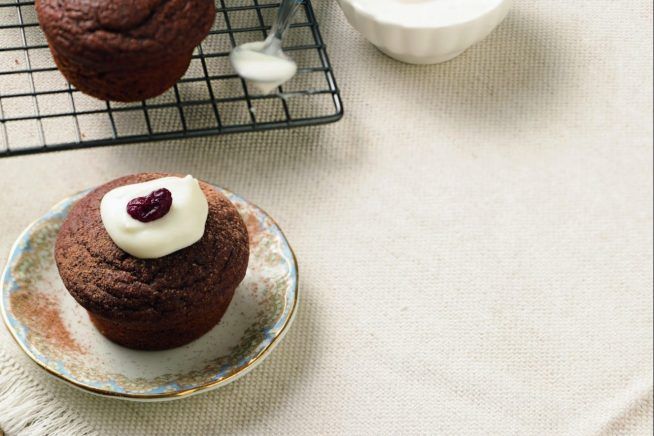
[1,186,298,401]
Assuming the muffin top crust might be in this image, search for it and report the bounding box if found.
[35,0,216,66]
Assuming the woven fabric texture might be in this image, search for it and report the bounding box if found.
[0,0,652,434]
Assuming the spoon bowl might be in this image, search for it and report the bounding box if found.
[230,0,303,94]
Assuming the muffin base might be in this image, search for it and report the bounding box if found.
[50,48,193,102]
[87,289,236,351]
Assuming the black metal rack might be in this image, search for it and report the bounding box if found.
[0,0,342,157]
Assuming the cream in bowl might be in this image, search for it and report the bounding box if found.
[337,0,512,64]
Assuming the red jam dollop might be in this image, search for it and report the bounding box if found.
[127,188,173,223]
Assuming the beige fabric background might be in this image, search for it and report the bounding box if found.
[1,0,653,434]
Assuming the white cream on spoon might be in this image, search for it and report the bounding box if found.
[230,39,297,95]
[230,0,302,94]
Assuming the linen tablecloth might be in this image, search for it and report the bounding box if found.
[1,0,652,434]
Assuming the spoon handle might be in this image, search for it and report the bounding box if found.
[271,0,303,40]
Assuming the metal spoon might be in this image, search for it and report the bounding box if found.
[229,0,303,94]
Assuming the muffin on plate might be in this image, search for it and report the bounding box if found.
[35,0,216,102]
[54,173,249,350]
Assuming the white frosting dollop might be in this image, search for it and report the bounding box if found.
[100,175,209,259]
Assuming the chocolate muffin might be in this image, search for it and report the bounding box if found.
[35,0,216,102]
[54,173,249,350]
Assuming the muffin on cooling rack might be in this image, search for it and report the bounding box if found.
[54,173,249,350]
[35,0,216,102]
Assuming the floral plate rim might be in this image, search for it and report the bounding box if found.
[0,185,299,401]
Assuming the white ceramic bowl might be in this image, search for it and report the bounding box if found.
[337,0,512,64]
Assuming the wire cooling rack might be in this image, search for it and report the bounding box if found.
[0,0,342,157]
